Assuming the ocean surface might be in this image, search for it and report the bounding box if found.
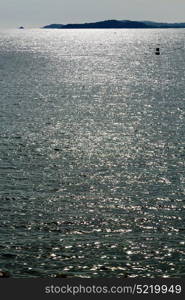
[0,29,185,278]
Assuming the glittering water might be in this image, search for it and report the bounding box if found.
[0,29,185,278]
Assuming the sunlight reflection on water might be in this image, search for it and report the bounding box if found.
[0,29,185,278]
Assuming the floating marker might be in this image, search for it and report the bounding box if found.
[155,47,160,55]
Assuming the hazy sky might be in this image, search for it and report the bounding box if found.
[0,0,185,28]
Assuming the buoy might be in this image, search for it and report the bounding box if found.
[155,47,160,55]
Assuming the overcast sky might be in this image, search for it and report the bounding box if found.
[0,0,184,28]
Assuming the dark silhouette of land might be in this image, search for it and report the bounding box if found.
[43,19,185,29]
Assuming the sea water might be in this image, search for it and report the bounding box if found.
[0,29,185,278]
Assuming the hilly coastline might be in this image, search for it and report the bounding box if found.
[43,19,185,29]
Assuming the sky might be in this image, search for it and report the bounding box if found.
[0,0,185,28]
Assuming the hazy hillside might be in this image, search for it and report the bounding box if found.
[43,19,185,29]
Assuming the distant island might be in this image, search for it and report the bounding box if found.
[43,19,185,29]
